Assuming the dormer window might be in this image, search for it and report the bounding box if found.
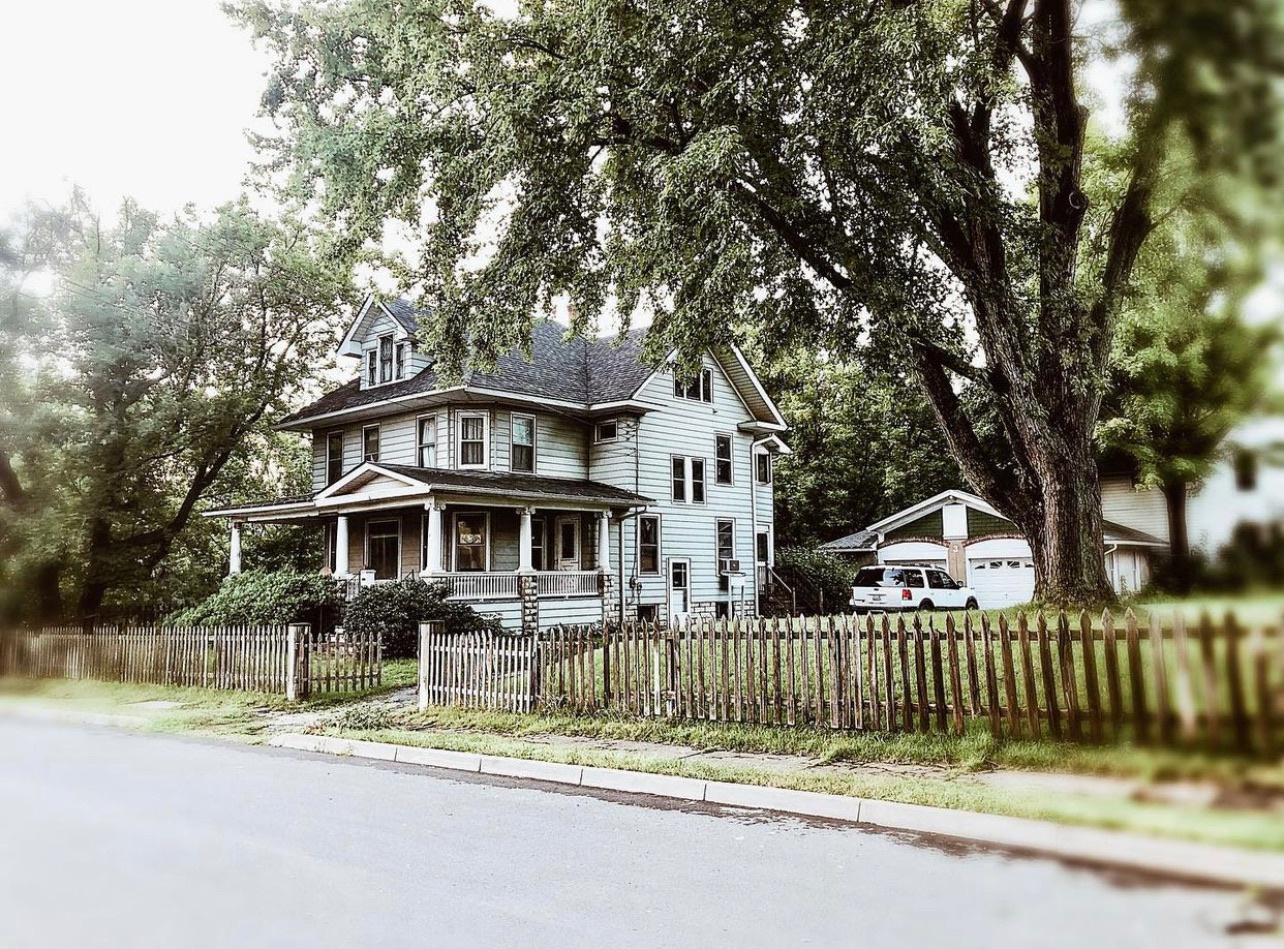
[674,367,713,403]
[366,350,377,387]
[395,342,408,380]
[364,334,412,387]
[379,335,394,383]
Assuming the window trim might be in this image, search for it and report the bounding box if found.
[457,411,490,470]
[715,518,736,570]
[416,414,437,468]
[715,434,734,486]
[365,349,377,387]
[326,430,345,485]
[594,419,619,443]
[670,455,707,505]
[378,334,394,383]
[638,514,661,575]
[510,412,537,473]
[364,518,402,580]
[362,424,380,463]
[754,450,773,485]
[451,510,491,572]
[395,341,409,380]
[755,528,771,566]
[673,365,714,403]
[671,455,686,502]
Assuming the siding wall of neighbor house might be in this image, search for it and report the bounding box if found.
[884,510,944,542]
[1100,474,1171,545]
[589,355,768,617]
[966,509,1014,537]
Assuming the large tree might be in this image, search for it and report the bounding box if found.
[0,199,349,623]
[235,0,1284,603]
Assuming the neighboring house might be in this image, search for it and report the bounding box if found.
[207,297,789,632]
[1101,416,1284,557]
[817,489,1165,607]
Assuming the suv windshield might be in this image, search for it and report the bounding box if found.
[853,567,908,587]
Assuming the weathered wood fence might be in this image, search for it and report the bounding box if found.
[420,611,1284,757]
[0,624,382,700]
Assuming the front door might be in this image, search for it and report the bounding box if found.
[667,558,691,623]
[554,515,581,571]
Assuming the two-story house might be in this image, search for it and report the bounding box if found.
[207,297,789,633]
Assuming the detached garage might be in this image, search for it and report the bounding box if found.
[819,489,1166,609]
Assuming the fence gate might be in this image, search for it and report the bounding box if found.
[417,623,538,712]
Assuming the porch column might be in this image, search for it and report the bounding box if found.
[423,502,443,574]
[335,515,351,576]
[518,506,534,573]
[597,511,611,572]
[228,521,243,576]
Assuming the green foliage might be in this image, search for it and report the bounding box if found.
[773,547,855,612]
[166,570,341,627]
[342,577,504,660]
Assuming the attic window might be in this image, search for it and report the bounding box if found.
[379,335,394,383]
[674,367,713,403]
[595,420,619,443]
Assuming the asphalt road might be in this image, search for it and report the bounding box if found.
[0,718,1272,949]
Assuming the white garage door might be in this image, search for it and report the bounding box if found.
[967,557,1035,608]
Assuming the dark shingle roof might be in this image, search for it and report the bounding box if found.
[280,308,656,427]
[381,298,428,335]
[377,465,652,505]
[1102,520,1167,546]
[818,529,879,553]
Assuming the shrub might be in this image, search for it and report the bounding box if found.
[165,570,342,627]
[342,577,504,659]
[775,547,857,611]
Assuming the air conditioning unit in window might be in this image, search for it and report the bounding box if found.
[719,559,742,575]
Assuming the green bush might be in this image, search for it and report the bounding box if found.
[775,546,857,611]
[165,570,342,627]
[342,577,504,660]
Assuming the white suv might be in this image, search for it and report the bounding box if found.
[849,565,979,612]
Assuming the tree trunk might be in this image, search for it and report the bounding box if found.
[1161,479,1192,594]
[1017,454,1114,606]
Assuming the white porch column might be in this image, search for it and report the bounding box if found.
[518,507,534,573]
[335,514,351,576]
[597,511,611,572]
[424,502,444,574]
[229,521,243,576]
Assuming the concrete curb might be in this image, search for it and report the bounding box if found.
[266,733,1284,891]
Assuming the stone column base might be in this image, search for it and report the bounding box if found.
[518,572,539,636]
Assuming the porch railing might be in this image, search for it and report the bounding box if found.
[537,571,600,598]
[443,573,521,600]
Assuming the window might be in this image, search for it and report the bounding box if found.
[379,335,394,383]
[365,349,377,387]
[362,425,380,463]
[755,451,772,484]
[639,516,660,574]
[530,518,547,571]
[595,420,618,443]
[716,519,735,567]
[417,416,437,467]
[511,414,535,473]
[458,413,488,468]
[453,512,489,571]
[1235,448,1258,492]
[420,513,434,572]
[366,520,400,580]
[324,522,337,573]
[928,570,956,590]
[674,366,713,402]
[715,435,733,485]
[670,456,706,504]
[756,531,770,565]
[904,570,925,588]
[326,431,345,485]
[395,342,409,380]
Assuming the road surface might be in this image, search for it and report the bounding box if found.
[0,717,1272,948]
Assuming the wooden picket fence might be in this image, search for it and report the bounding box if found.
[511,610,1284,756]
[417,625,538,712]
[0,624,382,699]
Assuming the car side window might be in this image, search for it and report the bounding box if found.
[928,571,951,590]
[904,570,925,588]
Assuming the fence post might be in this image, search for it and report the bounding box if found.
[418,621,443,711]
[286,624,309,701]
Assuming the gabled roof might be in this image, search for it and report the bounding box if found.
[817,529,878,553]
[279,300,787,432]
[866,489,998,534]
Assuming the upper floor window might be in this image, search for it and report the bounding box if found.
[363,425,380,463]
[1234,448,1258,492]
[417,416,437,467]
[715,434,733,485]
[326,431,345,485]
[671,456,706,504]
[755,452,772,485]
[595,420,618,443]
[365,334,411,387]
[511,414,536,473]
[639,515,660,574]
[458,413,489,468]
[674,367,713,403]
[365,350,377,387]
[395,342,409,380]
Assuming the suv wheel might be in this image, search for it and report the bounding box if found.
[965,597,979,610]
[917,599,934,611]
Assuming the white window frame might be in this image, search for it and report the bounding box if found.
[365,349,377,387]
[417,415,437,468]
[365,518,402,579]
[673,366,714,403]
[395,341,409,380]
[756,528,772,567]
[451,511,491,572]
[510,412,537,473]
[638,514,661,575]
[362,424,380,463]
[669,456,707,505]
[715,434,734,486]
[754,451,773,485]
[457,412,490,470]
[326,430,345,485]
[378,334,394,383]
[594,419,619,443]
[715,518,736,570]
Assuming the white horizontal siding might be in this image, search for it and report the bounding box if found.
[1101,475,1170,544]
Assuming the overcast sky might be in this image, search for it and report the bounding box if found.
[0,0,268,217]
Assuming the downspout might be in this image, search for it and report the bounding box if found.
[1104,543,1119,595]
[749,435,772,617]
[615,505,647,623]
